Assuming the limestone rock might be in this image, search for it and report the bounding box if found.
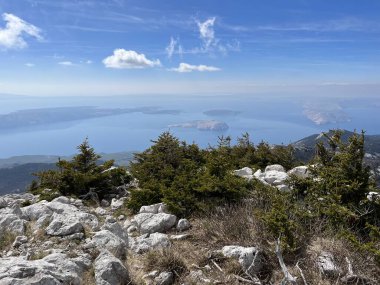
[176,218,191,232]
[130,233,171,254]
[85,230,127,259]
[155,271,174,285]
[288,166,310,179]
[131,213,177,234]
[139,203,168,214]
[222,245,263,275]
[94,250,129,285]
[316,251,341,277]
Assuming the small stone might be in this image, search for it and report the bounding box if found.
[177,218,191,232]
[155,271,174,285]
[118,215,125,221]
[100,199,110,207]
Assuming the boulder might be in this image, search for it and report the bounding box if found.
[265,164,286,173]
[176,219,191,232]
[287,166,310,179]
[101,217,128,243]
[131,213,177,234]
[264,170,288,185]
[22,202,53,221]
[130,233,171,254]
[139,203,168,214]
[51,196,71,204]
[233,167,253,178]
[222,245,264,275]
[84,230,127,259]
[45,213,84,236]
[94,250,129,285]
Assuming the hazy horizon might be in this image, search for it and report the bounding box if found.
[0,1,379,158]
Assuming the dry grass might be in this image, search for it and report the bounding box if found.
[81,267,96,285]
[0,231,16,252]
[29,250,49,260]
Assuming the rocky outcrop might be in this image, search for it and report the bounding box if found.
[0,252,91,285]
[235,164,312,192]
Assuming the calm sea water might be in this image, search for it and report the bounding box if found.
[0,94,378,158]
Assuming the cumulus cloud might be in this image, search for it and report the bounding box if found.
[197,17,216,49]
[0,13,42,50]
[103,49,161,69]
[58,61,74,66]
[170,62,220,73]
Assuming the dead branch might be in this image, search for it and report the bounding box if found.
[275,237,297,285]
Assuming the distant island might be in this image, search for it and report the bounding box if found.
[0,106,181,131]
[169,120,229,131]
[203,109,241,117]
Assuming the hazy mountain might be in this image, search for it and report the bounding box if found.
[0,151,135,194]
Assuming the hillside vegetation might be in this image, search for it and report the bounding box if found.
[5,129,377,284]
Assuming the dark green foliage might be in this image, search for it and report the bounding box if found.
[29,138,132,200]
[128,132,253,216]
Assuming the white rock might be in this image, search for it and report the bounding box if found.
[0,252,90,285]
[95,207,108,216]
[234,167,253,177]
[85,230,127,259]
[130,233,171,254]
[316,252,341,277]
[264,170,288,185]
[177,219,191,232]
[139,203,168,214]
[51,196,71,204]
[22,201,53,221]
[276,184,291,192]
[45,213,84,236]
[132,213,177,234]
[155,271,174,285]
[101,218,128,243]
[367,192,380,202]
[111,197,127,210]
[265,164,286,173]
[287,166,310,179]
[94,250,129,285]
[222,245,263,275]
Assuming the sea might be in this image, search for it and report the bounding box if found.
[0,93,379,158]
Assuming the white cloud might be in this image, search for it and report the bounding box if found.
[0,13,42,49]
[197,17,216,49]
[103,49,161,69]
[166,37,177,58]
[25,63,35,67]
[170,62,220,73]
[58,61,74,66]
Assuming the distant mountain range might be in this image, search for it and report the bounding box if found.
[0,130,379,195]
[292,130,380,184]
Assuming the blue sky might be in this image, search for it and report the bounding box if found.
[0,0,380,96]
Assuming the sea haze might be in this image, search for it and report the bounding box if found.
[0,94,379,158]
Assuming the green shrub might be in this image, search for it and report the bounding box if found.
[29,138,132,200]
